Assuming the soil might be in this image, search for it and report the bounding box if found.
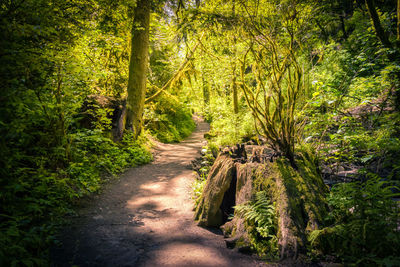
[51,120,267,267]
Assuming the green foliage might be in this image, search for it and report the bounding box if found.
[0,128,152,266]
[192,177,207,210]
[199,146,216,175]
[192,144,217,209]
[145,95,196,143]
[309,176,400,264]
[234,191,278,258]
[303,34,400,180]
[2,0,400,265]
[0,2,150,264]
[68,129,152,195]
[206,97,256,147]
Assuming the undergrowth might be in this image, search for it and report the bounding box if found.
[192,177,207,209]
[145,95,196,143]
[234,191,279,258]
[0,130,152,266]
[192,145,216,209]
[205,97,256,147]
[309,175,400,265]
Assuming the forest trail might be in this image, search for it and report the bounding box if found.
[52,120,266,267]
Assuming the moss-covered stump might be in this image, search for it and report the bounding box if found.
[262,152,328,259]
[194,145,329,259]
[79,95,124,130]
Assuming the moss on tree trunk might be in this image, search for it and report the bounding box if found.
[124,0,150,139]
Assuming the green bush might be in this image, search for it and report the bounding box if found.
[309,176,400,265]
[192,177,207,210]
[191,144,217,210]
[145,95,196,143]
[0,129,152,266]
[205,97,256,147]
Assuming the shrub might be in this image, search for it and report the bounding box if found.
[309,175,400,265]
[0,129,152,266]
[145,95,196,143]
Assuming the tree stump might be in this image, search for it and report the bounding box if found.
[194,144,329,259]
[194,154,236,227]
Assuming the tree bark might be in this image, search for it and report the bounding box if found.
[365,0,392,49]
[398,0,400,41]
[365,0,400,110]
[232,0,239,114]
[202,72,210,106]
[339,11,348,40]
[124,0,150,139]
[232,65,239,114]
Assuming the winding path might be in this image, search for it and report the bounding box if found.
[52,121,266,267]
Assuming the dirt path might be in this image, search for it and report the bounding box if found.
[51,121,267,267]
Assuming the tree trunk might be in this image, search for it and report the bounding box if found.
[231,0,239,114]
[339,11,348,40]
[365,0,392,49]
[232,66,239,114]
[398,0,400,41]
[124,0,150,139]
[202,70,210,107]
[365,0,400,110]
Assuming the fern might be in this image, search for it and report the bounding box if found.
[309,177,400,263]
[234,191,278,256]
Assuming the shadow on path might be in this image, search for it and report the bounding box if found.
[51,121,267,267]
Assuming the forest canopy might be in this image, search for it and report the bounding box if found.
[1,0,400,265]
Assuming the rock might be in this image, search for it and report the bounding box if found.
[238,245,252,254]
[224,236,239,249]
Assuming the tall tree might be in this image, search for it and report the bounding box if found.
[122,0,151,139]
[231,0,239,115]
[365,0,392,49]
[398,0,400,41]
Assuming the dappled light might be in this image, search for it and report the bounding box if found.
[1,0,400,266]
[50,121,265,266]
